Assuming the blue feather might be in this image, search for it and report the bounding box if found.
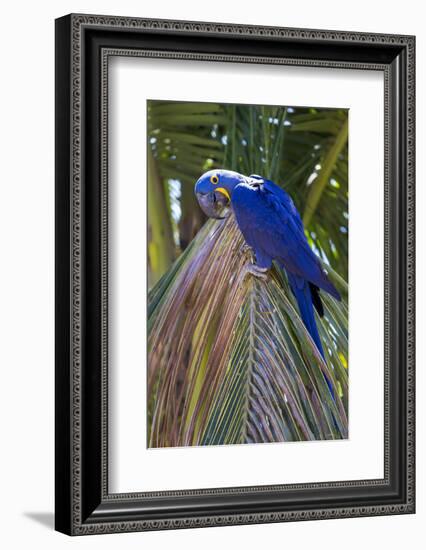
[286,272,325,358]
[286,272,334,396]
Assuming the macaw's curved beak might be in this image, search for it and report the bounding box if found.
[196,189,230,219]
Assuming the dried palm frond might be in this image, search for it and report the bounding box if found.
[148,215,348,447]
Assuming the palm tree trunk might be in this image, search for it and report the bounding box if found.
[148,149,175,286]
[178,183,205,251]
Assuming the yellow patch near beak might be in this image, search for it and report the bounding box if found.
[216,187,230,202]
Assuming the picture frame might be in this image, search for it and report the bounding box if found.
[55,13,415,535]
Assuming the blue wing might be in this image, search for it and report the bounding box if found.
[232,178,340,300]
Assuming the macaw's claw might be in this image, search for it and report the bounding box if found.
[239,243,254,261]
[241,243,253,254]
[239,262,269,283]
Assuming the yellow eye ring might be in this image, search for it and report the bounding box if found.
[210,174,219,185]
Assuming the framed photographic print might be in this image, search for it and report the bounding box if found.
[55,14,415,535]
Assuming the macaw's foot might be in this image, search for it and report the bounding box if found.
[239,243,254,262]
[240,262,269,282]
[241,243,253,255]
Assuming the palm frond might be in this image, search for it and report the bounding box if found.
[148,215,348,447]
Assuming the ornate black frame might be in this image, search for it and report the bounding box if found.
[55,13,415,535]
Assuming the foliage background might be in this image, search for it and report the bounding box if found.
[147,100,349,447]
[147,101,348,287]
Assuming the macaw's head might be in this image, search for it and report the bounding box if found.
[194,169,245,219]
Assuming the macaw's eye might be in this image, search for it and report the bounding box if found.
[210,174,219,185]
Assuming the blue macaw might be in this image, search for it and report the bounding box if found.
[194,169,341,361]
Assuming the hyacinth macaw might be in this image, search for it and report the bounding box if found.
[194,169,341,361]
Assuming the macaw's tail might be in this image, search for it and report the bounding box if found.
[286,271,334,397]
